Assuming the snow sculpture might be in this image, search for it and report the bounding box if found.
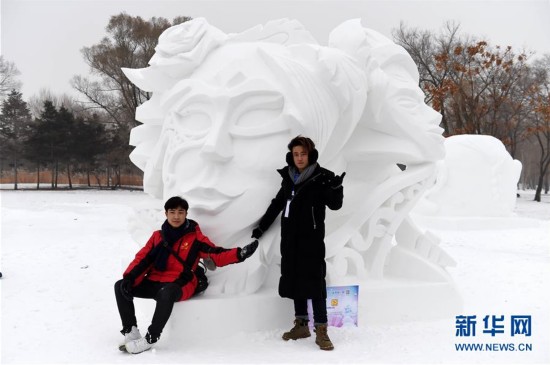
[415,135,522,217]
[123,18,461,324]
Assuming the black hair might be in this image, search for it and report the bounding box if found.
[285,135,319,166]
[164,196,189,211]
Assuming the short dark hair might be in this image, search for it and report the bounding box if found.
[164,196,189,211]
[288,135,315,154]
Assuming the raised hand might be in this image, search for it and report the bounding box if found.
[330,172,346,189]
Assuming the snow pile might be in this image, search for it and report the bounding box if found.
[415,135,522,218]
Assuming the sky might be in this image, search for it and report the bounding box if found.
[1,0,550,100]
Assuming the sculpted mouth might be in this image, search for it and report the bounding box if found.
[183,187,244,213]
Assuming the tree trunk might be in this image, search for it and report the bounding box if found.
[50,143,55,188]
[36,162,40,190]
[534,159,550,202]
[440,107,450,136]
[545,169,549,194]
[51,162,55,189]
[54,161,59,189]
[116,165,121,188]
[87,166,91,187]
[534,174,544,202]
[67,163,73,189]
[509,140,517,160]
[13,154,18,190]
[95,173,102,188]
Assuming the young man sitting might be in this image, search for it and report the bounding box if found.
[114,196,258,354]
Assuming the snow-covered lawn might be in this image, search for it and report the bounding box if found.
[1,189,549,364]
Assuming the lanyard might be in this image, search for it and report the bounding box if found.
[284,190,295,218]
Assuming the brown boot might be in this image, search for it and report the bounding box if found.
[282,318,311,340]
[314,324,334,350]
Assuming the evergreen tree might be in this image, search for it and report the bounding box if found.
[25,101,59,188]
[26,102,112,189]
[56,106,77,188]
[72,113,108,187]
[0,90,32,189]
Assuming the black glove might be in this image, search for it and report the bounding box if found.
[251,227,264,239]
[120,278,134,301]
[330,172,346,189]
[239,240,259,261]
[174,266,194,287]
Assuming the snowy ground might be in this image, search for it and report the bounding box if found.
[1,189,549,364]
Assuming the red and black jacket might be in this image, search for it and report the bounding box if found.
[123,219,241,301]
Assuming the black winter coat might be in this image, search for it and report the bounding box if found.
[257,164,343,300]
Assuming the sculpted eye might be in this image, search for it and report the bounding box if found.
[230,92,289,137]
[395,89,423,111]
[234,95,284,129]
[397,97,420,108]
[175,109,212,134]
[236,107,282,129]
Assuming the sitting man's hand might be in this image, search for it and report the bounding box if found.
[239,240,259,261]
[174,266,194,286]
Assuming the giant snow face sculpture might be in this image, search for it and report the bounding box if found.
[416,134,522,217]
[123,18,457,307]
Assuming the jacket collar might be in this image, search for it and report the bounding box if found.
[277,164,322,184]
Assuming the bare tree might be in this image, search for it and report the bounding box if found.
[0,56,22,100]
[71,13,190,128]
[393,21,534,156]
[499,54,539,159]
[69,13,191,188]
[528,55,550,201]
[446,43,532,142]
[27,88,85,119]
[393,21,464,135]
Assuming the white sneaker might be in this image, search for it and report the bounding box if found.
[118,326,142,351]
[123,326,142,344]
[124,336,154,354]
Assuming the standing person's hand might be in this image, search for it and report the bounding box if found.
[330,172,346,189]
[251,227,264,239]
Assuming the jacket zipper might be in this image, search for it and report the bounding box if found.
[311,206,317,230]
[287,171,323,229]
[293,172,323,198]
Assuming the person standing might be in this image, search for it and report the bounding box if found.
[115,196,258,354]
[252,136,345,351]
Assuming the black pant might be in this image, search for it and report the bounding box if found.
[114,279,182,339]
[294,298,327,324]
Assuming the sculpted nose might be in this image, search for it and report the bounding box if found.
[201,126,233,162]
